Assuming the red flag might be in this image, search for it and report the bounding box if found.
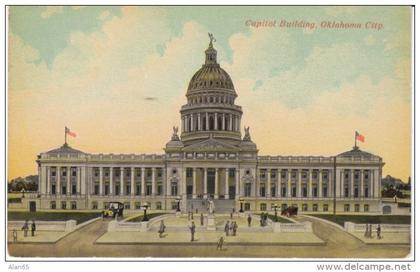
[65,127,76,137]
[356,131,365,143]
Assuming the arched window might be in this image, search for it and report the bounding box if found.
[202,116,207,131]
[217,116,223,130]
[209,116,215,130]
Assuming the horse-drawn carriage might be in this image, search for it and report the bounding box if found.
[281,206,298,217]
[102,201,124,218]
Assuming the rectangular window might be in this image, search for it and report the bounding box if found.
[61,201,67,210]
[354,204,360,212]
[124,202,130,210]
[259,184,266,197]
[72,184,77,195]
[156,202,162,210]
[364,187,369,198]
[51,184,56,195]
[313,187,318,197]
[323,186,328,197]
[244,203,251,211]
[171,183,178,196]
[71,202,77,210]
[186,168,193,178]
[63,171,67,177]
[157,184,162,195]
[72,171,77,177]
[302,187,307,197]
[50,201,56,209]
[244,183,251,197]
[270,171,276,179]
[136,185,141,195]
[171,202,177,210]
[126,185,130,195]
[94,185,99,195]
[281,186,286,197]
[312,204,318,212]
[146,184,152,195]
[292,186,297,197]
[115,185,120,195]
[92,202,98,210]
[103,202,109,209]
[260,203,267,211]
[302,204,308,211]
[52,171,56,177]
[271,185,276,197]
[364,204,369,212]
[323,204,329,212]
[344,204,350,212]
[105,185,109,195]
[229,169,235,177]
[354,187,359,198]
[62,186,67,195]
[344,187,349,197]
[135,202,142,209]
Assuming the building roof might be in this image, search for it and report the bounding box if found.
[45,143,86,155]
[337,146,380,159]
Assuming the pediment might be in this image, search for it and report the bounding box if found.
[182,138,240,152]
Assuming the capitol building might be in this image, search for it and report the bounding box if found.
[35,37,384,214]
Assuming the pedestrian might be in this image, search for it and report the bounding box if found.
[233,221,238,236]
[12,229,18,243]
[31,220,36,237]
[191,212,194,220]
[368,224,373,238]
[189,221,196,242]
[230,212,233,219]
[200,213,204,226]
[224,221,230,236]
[21,220,29,237]
[158,220,166,238]
[377,224,382,239]
[229,221,234,235]
[247,214,252,227]
[216,236,224,250]
[364,224,369,237]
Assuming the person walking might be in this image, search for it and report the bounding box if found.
[247,214,252,227]
[364,224,369,237]
[12,229,18,243]
[216,236,224,250]
[31,220,36,237]
[230,212,233,219]
[189,221,196,242]
[158,220,166,238]
[377,224,382,239]
[229,221,234,235]
[21,220,29,237]
[224,221,230,236]
[233,221,238,236]
[200,213,204,226]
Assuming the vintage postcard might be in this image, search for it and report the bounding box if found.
[5,4,413,265]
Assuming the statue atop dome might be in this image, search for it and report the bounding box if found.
[208,32,216,47]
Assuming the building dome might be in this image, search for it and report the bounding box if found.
[187,65,235,93]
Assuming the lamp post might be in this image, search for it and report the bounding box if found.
[142,203,149,221]
[176,196,182,212]
[239,197,244,213]
[273,204,278,222]
[21,188,26,199]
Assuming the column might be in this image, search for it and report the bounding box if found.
[130,167,135,197]
[81,166,86,196]
[203,168,208,199]
[360,170,365,198]
[308,169,313,198]
[229,114,233,131]
[266,169,271,198]
[297,169,302,198]
[235,168,240,197]
[318,169,322,198]
[46,167,51,194]
[57,167,61,194]
[287,169,291,197]
[182,168,187,196]
[341,170,345,198]
[256,169,260,197]
[225,168,229,199]
[206,112,209,130]
[99,167,104,196]
[350,169,354,198]
[369,170,374,198]
[222,113,225,130]
[67,166,71,195]
[141,167,146,196]
[77,167,81,195]
[109,167,114,195]
[192,168,197,199]
[198,113,201,131]
[215,113,218,130]
[374,169,379,198]
[277,169,281,197]
[328,170,333,198]
[120,167,124,195]
[214,168,219,199]
[152,168,156,196]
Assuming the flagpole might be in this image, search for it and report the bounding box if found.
[354,131,357,148]
[64,126,67,145]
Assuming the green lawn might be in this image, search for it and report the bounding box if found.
[311,214,411,227]
[258,213,294,223]
[126,213,167,222]
[8,211,102,224]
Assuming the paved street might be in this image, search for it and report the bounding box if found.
[8,216,410,258]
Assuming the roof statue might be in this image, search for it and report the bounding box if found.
[208,32,216,46]
[171,126,180,141]
[243,126,251,141]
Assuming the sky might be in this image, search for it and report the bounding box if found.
[8,6,412,181]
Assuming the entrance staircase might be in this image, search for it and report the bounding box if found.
[186,199,235,214]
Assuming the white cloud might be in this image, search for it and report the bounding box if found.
[40,6,64,19]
